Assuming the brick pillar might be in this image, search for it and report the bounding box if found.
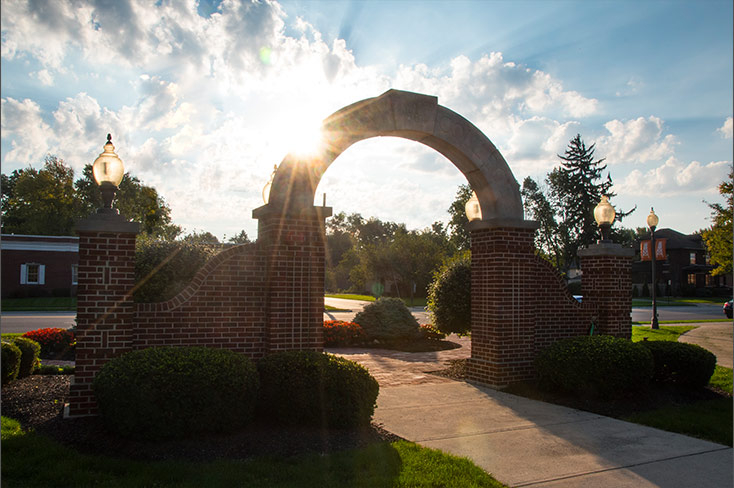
[253,204,332,353]
[579,243,634,339]
[465,220,539,387]
[67,213,139,417]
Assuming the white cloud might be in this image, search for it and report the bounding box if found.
[596,116,677,164]
[718,116,733,139]
[0,97,52,164]
[619,157,730,196]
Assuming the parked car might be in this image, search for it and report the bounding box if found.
[724,300,733,319]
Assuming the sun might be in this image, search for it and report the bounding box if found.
[282,112,326,158]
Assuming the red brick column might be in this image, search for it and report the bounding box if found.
[67,214,139,417]
[465,220,539,387]
[579,243,635,339]
[253,204,331,353]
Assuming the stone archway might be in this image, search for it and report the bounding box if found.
[67,90,632,416]
[265,89,523,224]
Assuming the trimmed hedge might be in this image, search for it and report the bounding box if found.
[353,297,420,342]
[12,337,40,378]
[641,341,717,388]
[93,347,259,440]
[2,342,21,384]
[536,335,654,399]
[257,351,379,429]
[427,252,471,335]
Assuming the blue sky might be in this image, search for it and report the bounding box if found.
[2,0,732,240]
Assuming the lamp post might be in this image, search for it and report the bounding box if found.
[593,195,616,243]
[647,208,660,330]
[92,134,125,213]
[465,191,482,221]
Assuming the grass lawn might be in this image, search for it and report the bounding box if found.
[1,419,506,488]
[630,325,697,342]
[1,297,77,311]
[632,319,731,325]
[632,297,727,307]
[324,305,349,312]
[326,294,376,302]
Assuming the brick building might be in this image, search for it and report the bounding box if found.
[632,228,731,297]
[1,234,80,299]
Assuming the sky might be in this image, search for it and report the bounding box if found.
[1,0,732,241]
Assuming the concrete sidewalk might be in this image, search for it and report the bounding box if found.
[375,381,733,487]
[679,321,733,368]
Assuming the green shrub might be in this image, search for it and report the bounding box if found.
[535,335,654,399]
[11,337,40,378]
[640,341,717,388]
[353,297,421,342]
[257,351,379,429]
[419,323,446,340]
[134,238,218,302]
[427,252,471,335]
[2,342,21,384]
[21,328,75,360]
[93,346,259,440]
[632,285,639,298]
[641,282,650,297]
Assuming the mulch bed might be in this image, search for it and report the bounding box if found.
[1,375,402,462]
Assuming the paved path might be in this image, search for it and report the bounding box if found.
[0,312,76,334]
[331,334,732,488]
[679,321,733,368]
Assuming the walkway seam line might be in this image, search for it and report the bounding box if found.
[511,446,732,487]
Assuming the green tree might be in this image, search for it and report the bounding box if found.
[446,184,473,251]
[75,164,180,239]
[703,169,733,276]
[523,135,633,274]
[183,231,220,244]
[1,156,77,235]
[227,230,251,244]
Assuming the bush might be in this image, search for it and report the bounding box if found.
[640,341,717,388]
[535,335,654,399]
[2,342,21,384]
[427,252,471,335]
[93,346,259,440]
[11,337,40,378]
[134,238,218,302]
[22,328,75,360]
[323,321,366,347]
[35,364,75,375]
[632,285,639,298]
[353,297,421,342]
[419,323,446,340]
[257,351,379,429]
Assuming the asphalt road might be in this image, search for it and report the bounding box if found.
[1,302,727,335]
[1,312,76,334]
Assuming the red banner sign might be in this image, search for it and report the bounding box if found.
[641,238,667,261]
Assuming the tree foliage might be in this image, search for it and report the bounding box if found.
[702,169,733,276]
[522,134,633,274]
[2,156,179,239]
[427,251,471,335]
[446,184,473,251]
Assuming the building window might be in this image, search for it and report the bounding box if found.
[687,274,696,285]
[71,264,78,285]
[689,252,696,265]
[706,274,713,286]
[20,263,45,285]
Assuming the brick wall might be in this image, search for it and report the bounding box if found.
[256,208,329,352]
[68,230,137,416]
[466,225,631,387]
[133,243,268,356]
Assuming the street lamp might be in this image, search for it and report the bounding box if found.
[647,207,660,329]
[593,195,616,242]
[465,191,482,221]
[92,134,125,213]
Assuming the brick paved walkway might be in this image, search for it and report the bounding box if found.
[327,335,470,387]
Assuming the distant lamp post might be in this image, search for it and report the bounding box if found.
[262,165,278,204]
[647,207,660,330]
[593,195,616,242]
[465,191,482,221]
[92,134,125,213]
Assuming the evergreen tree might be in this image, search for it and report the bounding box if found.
[446,184,473,251]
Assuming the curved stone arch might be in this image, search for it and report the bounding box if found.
[266,89,523,222]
